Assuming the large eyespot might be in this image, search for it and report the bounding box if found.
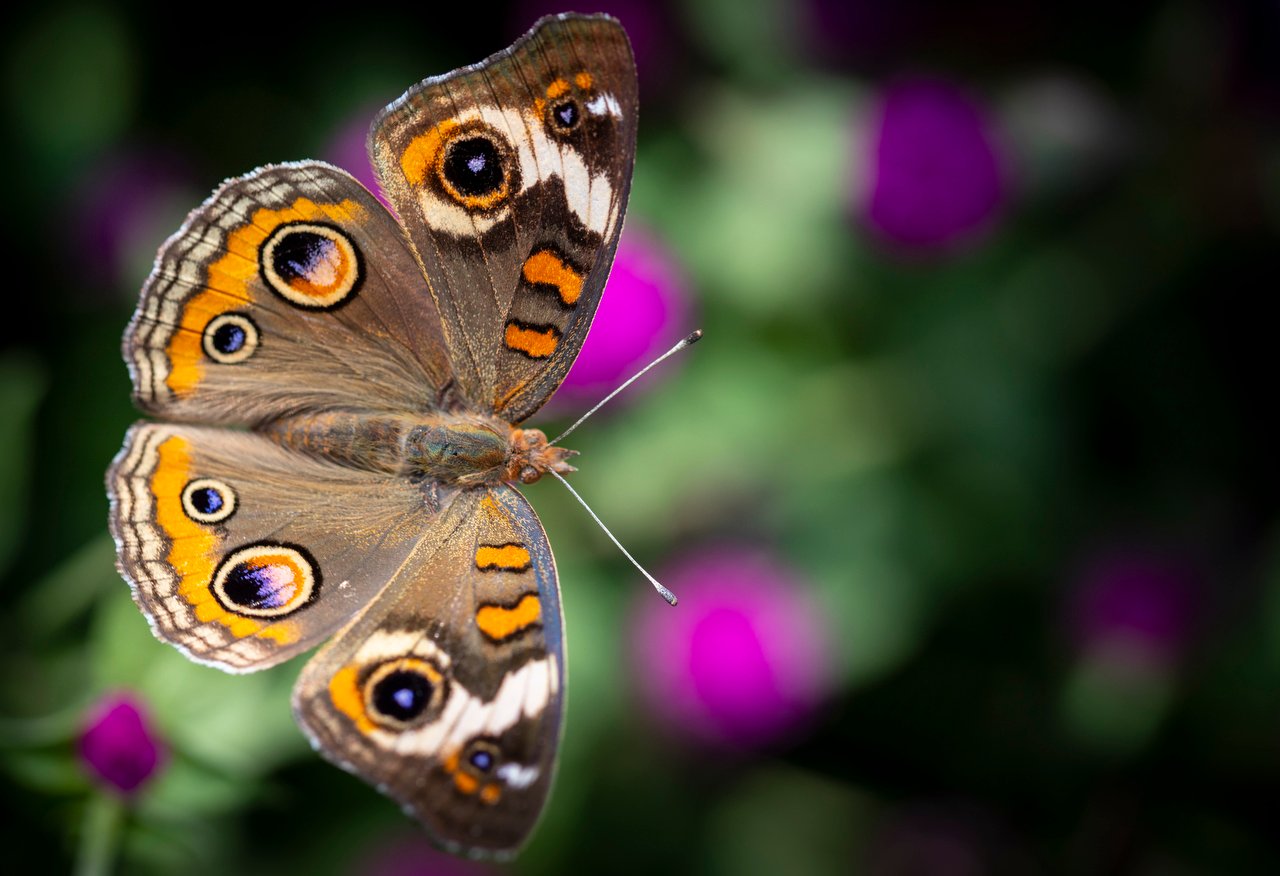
[211,543,318,618]
[364,658,446,729]
[181,477,236,524]
[202,313,259,364]
[436,124,517,211]
[259,222,363,310]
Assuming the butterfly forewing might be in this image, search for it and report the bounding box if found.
[124,161,453,425]
[370,14,639,422]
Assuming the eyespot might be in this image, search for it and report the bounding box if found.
[211,543,318,618]
[259,222,363,310]
[364,658,446,729]
[465,739,501,774]
[181,477,236,524]
[435,124,517,211]
[549,99,580,131]
[202,313,259,364]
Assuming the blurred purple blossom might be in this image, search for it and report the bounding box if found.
[323,106,391,210]
[631,547,830,750]
[556,223,691,408]
[78,693,164,795]
[859,77,1009,252]
[1068,548,1197,670]
[70,148,193,293]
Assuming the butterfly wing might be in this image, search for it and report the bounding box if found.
[126,161,454,426]
[107,422,445,672]
[292,484,564,857]
[370,13,638,422]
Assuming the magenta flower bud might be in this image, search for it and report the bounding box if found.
[78,693,164,795]
[630,547,831,750]
[859,77,1008,252]
[555,223,691,407]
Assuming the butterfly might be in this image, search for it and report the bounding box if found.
[105,14,638,857]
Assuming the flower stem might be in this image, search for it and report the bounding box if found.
[75,793,123,876]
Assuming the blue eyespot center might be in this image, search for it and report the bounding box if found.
[469,749,494,772]
[372,670,433,722]
[223,562,296,610]
[212,322,246,354]
[189,486,224,515]
[444,137,504,197]
[553,100,579,129]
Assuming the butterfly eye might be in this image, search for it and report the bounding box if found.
[181,477,237,524]
[364,659,446,729]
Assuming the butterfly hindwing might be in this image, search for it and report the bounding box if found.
[125,161,454,426]
[292,485,564,857]
[370,14,638,422]
[107,422,442,672]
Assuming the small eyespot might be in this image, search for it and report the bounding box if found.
[465,740,501,774]
[364,658,446,729]
[181,477,237,524]
[202,313,259,364]
[259,222,363,309]
[549,99,580,131]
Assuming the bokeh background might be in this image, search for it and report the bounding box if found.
[3,1,1280,873]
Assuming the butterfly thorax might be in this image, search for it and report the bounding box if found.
[262,410,576,487]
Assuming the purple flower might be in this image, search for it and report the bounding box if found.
[859,77,1008,252]
[1068,548,1197,670]
[322,106,391,210]
[70,148,193,294]
[78,693,164,795]
[630,547,831,750]
[554,223,691,408]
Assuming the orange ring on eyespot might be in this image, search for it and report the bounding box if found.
[433,122,517,211]
[211,543,318,618]
[363,657,447,729]
[259,222,363,310]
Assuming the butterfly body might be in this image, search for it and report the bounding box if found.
[106,14,637,857]
[262,411,575,486]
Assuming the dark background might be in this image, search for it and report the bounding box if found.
[3,1,1280,873]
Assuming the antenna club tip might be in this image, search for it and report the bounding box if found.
[686,329,704,344]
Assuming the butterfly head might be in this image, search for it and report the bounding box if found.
[506,427,576,485]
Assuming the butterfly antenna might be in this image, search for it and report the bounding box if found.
[549,330,703,446]
[548,470,678,606]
